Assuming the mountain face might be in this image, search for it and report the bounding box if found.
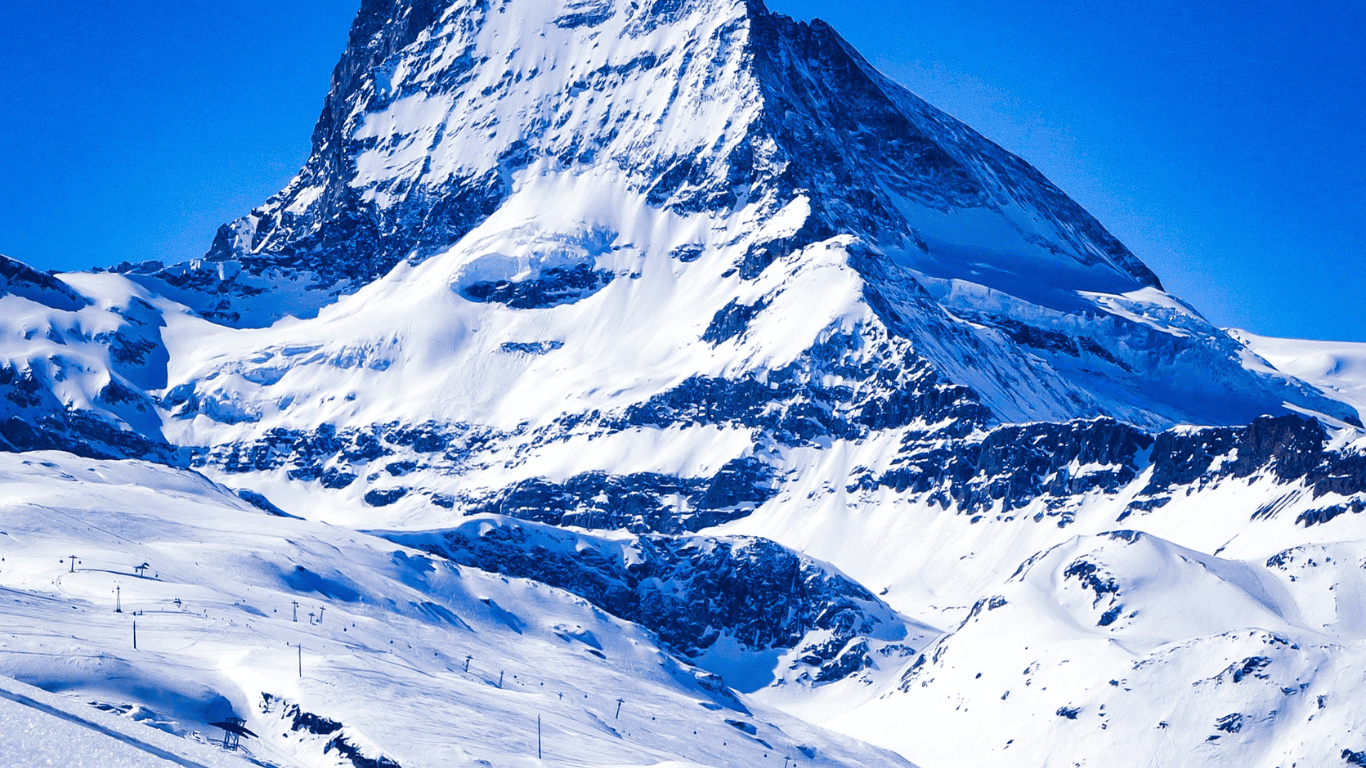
[4,0,1366,766]
[114,0,1355,529]
[139,0,1162,322]
[123,0,1345,427]
[384,517,935,689]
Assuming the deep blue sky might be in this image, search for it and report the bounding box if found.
[1,1,1361,341]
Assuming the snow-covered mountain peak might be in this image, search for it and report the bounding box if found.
[132,0,1157,326]
[0,0,1330,533]
[92,0,1347,444]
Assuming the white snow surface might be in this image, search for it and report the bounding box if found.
[0,674,244,768]
[721,428,1366,767]
[0,451,912,767]
[1231,329,1366,423]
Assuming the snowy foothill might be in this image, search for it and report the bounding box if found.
[0,451,913,768]
[717,421,1366,765]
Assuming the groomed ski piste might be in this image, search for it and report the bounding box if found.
[0,451,911,767]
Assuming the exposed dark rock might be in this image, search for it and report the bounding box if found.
[702,298,769,345]
[500,341,564,355]
[620,326,990,446]
[856,414,1366,527]
[861,418,1151,513]
[461,264,616,309]
[1296,501,1365,528]
[468,456,775,534]
[0,254,89,311]
[1215,713,1244,734]
[260,693,401,768]
[1062,560,1122,608]
[1228,657,1273,684]
[383,520,898,681]
[365,488,409,507]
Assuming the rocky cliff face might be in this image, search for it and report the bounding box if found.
[384,516,934,690]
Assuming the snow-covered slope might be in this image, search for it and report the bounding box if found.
[382,516,938,693]
[1231,329,1366,423]
[827,529,1366,768]
[0,674,247,768]
[0,451,913,767]
[0,256,180,462]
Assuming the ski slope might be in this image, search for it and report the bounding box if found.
[0,451,912,768]
[0,674,248,768]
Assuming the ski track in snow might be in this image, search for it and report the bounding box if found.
[0,451,912,768]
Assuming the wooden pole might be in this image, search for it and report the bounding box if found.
[537,714,542,759]
[297,644,302,677]
[498,670,504,688]
[615,699,624,719]
[133,620,137,650]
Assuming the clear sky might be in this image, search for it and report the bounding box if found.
[1,0,1361,341]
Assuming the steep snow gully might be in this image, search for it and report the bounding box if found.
[3,0,1366,766]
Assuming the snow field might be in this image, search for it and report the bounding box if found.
[0,451,911,767]
[720,433,1366,767]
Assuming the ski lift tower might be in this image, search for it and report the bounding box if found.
[209,717,258,751]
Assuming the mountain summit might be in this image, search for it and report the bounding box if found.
[6,0,1358,513]
[124,0,1345,427]
[178,0,1158,310]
